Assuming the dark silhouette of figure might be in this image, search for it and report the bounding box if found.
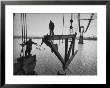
[49,20,54,36]
[24,38,37,56]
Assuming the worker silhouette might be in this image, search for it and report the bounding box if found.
[24,38,37,56]
[49,20,54,36]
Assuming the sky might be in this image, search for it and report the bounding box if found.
[13,13,97,37]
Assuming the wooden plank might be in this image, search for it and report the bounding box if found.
[65,38,68,63]
[43,40,65,66]
[65,50,78,70]
[44,34,75,40]
[67,39,74,58]
[68,32,77,57]
[72,37,75,55]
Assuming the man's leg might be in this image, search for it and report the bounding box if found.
[53,31,54,36]
[25,50,27,56]
[51,30,52,36]
[52,30,54,36]
[50,30,51,36]
[28,51,30,56]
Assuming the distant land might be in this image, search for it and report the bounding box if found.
[14,35,97,40]
[76,36,97,40]
[13,35,43,39]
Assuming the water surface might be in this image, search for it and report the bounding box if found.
[14,39,97,75]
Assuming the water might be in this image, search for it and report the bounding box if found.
[13,39,97,75]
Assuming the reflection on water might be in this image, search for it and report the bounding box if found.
[13,39,97,75]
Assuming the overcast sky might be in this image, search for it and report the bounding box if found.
[13,13,97,37]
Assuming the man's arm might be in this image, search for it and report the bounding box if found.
[20,42,27,46]
[32,41,37,45]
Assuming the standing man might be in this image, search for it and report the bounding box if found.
[24,38,37,56]
[49,20,55,36]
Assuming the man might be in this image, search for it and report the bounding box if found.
[25,38,37,56]
[49,20,55,36]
